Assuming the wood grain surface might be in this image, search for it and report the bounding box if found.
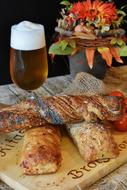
[0,66,127,190]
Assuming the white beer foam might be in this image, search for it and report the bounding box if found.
[10,21,46,50]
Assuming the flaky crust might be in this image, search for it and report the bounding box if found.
[20,124,61,175]
[39,95,124,124]
[0,94,124,132]
[67,122,119,162]
[0,100,46,132]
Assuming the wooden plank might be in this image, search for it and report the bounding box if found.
[0,85,19,104]
[0,66,127,190]
[87,162,127,190]
[43,75,72,95]
[0,121,127,190]
[8,84,51,99]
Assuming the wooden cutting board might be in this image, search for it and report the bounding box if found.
[1,66,127,190]
[0,103,127,190]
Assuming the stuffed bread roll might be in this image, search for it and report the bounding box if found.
[20,124,61,175]
[66,122,119,163]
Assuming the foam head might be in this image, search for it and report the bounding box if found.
[10,21,46,50]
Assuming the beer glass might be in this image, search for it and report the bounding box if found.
[10,21,48,98]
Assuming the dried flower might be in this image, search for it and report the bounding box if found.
[49,0,127,68]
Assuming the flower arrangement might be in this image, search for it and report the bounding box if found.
[49,0,127,68]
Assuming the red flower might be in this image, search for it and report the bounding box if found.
[69,0,117,25]
[69,2,86,19]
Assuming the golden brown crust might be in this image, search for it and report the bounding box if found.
[0,100,46,132]
[67,122,119,163]
[0,94,124,133]
[20,124,61,175]
[39,95,124,124]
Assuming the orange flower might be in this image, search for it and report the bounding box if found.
[69,2,86,19]
[49,0,127,69]
[96,1,117,24]
[69,0,117,25]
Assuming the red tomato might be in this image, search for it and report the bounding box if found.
[113,113,127,132]
[124,98,127,112]
[109,90,125,98]
[110,91,127,112]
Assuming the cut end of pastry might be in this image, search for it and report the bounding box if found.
[20,161,61,175]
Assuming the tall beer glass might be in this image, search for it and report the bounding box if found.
[10,21,48,93]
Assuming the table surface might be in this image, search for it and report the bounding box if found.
[0,74,127,190]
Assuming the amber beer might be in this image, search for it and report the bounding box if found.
[10,21,48,90]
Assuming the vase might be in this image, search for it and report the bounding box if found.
[68,50,107,79]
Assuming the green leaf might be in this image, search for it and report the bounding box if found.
[60,0,71,6]
[97,47,109,53]
[61,40,68,51]
[49,42,73,55]
[121,5,127,10]
[119,46,127,56]
[117,39,126,46]
[117,10,126,17]
[110,38,118,45]
[110,38,126,46]
[69,40,76,49]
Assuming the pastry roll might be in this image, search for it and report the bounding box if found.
[0,100,45,133]
[20,124,61,175]
[66,122,119,163]
[39,94,124,124]
[0,94,124,133]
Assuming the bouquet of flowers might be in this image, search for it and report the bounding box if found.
[49,0,127,68]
